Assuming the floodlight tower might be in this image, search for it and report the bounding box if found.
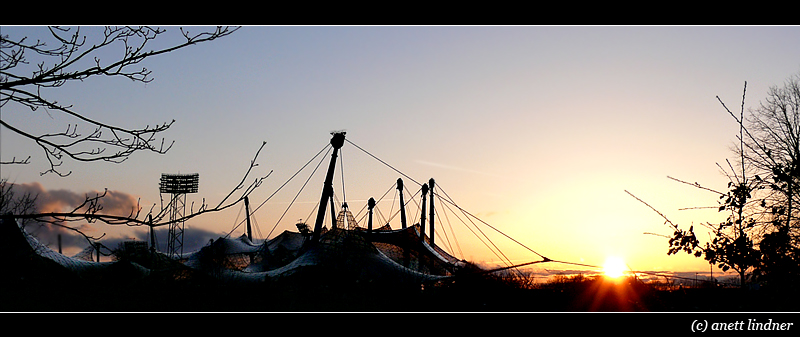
[159,173,199,259]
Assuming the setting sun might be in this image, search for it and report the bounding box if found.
[603,257,627,278]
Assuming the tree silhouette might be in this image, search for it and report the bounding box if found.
[732,73,800,288]
[1,26,239,176]
[0,178,37,228]
[632,82,761,288]
[644,73,800,289]
[1,26,271,252]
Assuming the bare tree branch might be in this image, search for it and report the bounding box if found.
[7,140,270,233]
[0,26,240,176]
[0,26,273,263]
[624,190,679,230]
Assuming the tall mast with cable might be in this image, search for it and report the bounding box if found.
[429,178,435,246]
[311,132,346,244]
[397,178,407,229]
[367,197,376,233]
[419,183,428,239]
[244,196,252,241]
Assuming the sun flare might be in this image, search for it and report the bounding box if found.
[603,256,627,278]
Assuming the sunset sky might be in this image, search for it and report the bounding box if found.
[3,25,800,278]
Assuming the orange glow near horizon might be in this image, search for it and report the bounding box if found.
[603,256,627,278]
[5,26,796,279]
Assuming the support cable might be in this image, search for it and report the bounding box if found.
[376,182,406,225]
[406,188,422,226]
[266,145,331,239]
[380,186,422,227]
[475,259,553,276]
[252,214,264,241]
[437,194,510,268]
[230,202,245,236]
[226,143,331,239]
[388,186,397,224]
[435,199,462,258]
[346,138,585,279]
[438,184,549,261]
[375,206,388,228]
[340,148,346,206]
[346,139,423,187]
[435,184,520,270]
[347,138,547,260]
[354,182,396,220]
[305,200,321,230]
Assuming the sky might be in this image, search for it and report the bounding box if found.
[3,25,800,278]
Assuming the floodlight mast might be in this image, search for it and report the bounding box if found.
[159,173,199,259]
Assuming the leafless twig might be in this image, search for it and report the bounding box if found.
[1,26,240,176]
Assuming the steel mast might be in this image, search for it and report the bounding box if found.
[311,132,346,244]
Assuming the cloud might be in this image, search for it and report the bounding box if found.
[4,182,142,253]
[5,181,234,257]
[102,226,227,255]
[5,182,140,216]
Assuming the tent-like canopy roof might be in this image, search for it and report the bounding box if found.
[1,215,465,288]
